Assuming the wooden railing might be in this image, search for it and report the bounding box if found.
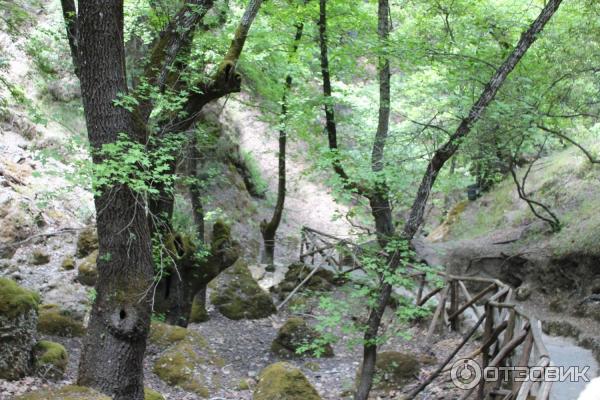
[299,227,553,400]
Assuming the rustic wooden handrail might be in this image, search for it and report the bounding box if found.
[298,227,553,400]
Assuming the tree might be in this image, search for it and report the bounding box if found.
[60,1,154,399]
[316,0,564,398]
[260,13,305,266]
[60,0,266,395]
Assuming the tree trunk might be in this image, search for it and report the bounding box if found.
[354,1,393,398]
[260,20,304,266]
[71,2,155,399]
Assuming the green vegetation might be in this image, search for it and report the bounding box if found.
[253,362,322,400]
[15,386,110,400]
[37,304,85,337]
[0,277,40,319]
[33,340,68,379]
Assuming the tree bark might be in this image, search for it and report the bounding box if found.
[260,20,304,266]
[66,1,155,399]
[354,1,563,399]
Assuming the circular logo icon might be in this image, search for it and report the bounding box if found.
[451,358,482,390]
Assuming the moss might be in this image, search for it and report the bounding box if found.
[0,277,40,319]
[237,378,252,391]
[254,362,322,400]
[271,317,333,358]
[61,256,75,270]
[76,226,98,258]
[211,219,231,249]
[33,340,68,379]
[148,321,189,347]
[210,258,276,320]
[144,387,165,400]
[304,362,321,372]
[77,250,98,286]
[15,385,110,400]
[38,304,85,337]
[153,342,210,397]
[190,297,209,323]
[31,250,50,265]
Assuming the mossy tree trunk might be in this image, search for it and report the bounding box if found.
[61,2,155,399]
[260,19,305,266]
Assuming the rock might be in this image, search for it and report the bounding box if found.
[14,385,110,399]
[0,277,40,380]
[152,328,223,397]
[47,77,81,102]
[237,379,252,391]
[210,258,276,320]
[33,340,68,380]
[148,321,189,348]
[515,284,532,301]
[253,362,322,400]
[271,317,334,358]
[0,197,35,259]
[271,263,337,301]
[190,296,209,323]
[61,256,75,270]
[37,304,85,337]
[77,250,98,286]
[42,282,89,321]
[31,249,50,266]
[76,227,98,258]
[144,388,165,400]
[360,352,421,391]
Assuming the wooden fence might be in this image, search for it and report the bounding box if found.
[298,226,553,400]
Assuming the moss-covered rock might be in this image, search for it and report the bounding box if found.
[76,226,98,258]
[360,351,421,391]
[144,387,165,400]
[0,277,40,319]
[190,296,209,323]
[33,340,68,380]
[271,317,333,358]
[148,321,189,348]
[271,263,338,301]
[31,249,50,265]
[152,329,223,398]
[15,385,110,400]
[38,304,85,337]
[77,250,98,286]
[253,362,322,400]
[61,256,75,270]
[210,258,276,320]
[0,278,40,380]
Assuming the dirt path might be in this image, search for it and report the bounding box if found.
[217,96,353,261]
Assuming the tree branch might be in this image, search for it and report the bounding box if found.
[537,124,600,164]
[402,0,564,239]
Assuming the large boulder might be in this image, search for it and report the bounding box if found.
[152,324,224,397]
[360,351,421,391]
[271,262,337,301]
[271,317,333,358]
[210,259,276,320]
[76,226,98,258]
[33,340,68,380]
[77,250,98,286]
[37,304,85,337]
[47,77,81,102]
[0,277,40,380]
[15,386,110,400]
[253,362,322,400]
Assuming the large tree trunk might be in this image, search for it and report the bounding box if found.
[354,1,564,399]
[260,20,305,266]
[71,1,155,399]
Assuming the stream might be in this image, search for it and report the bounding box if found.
[543,334,598,399]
